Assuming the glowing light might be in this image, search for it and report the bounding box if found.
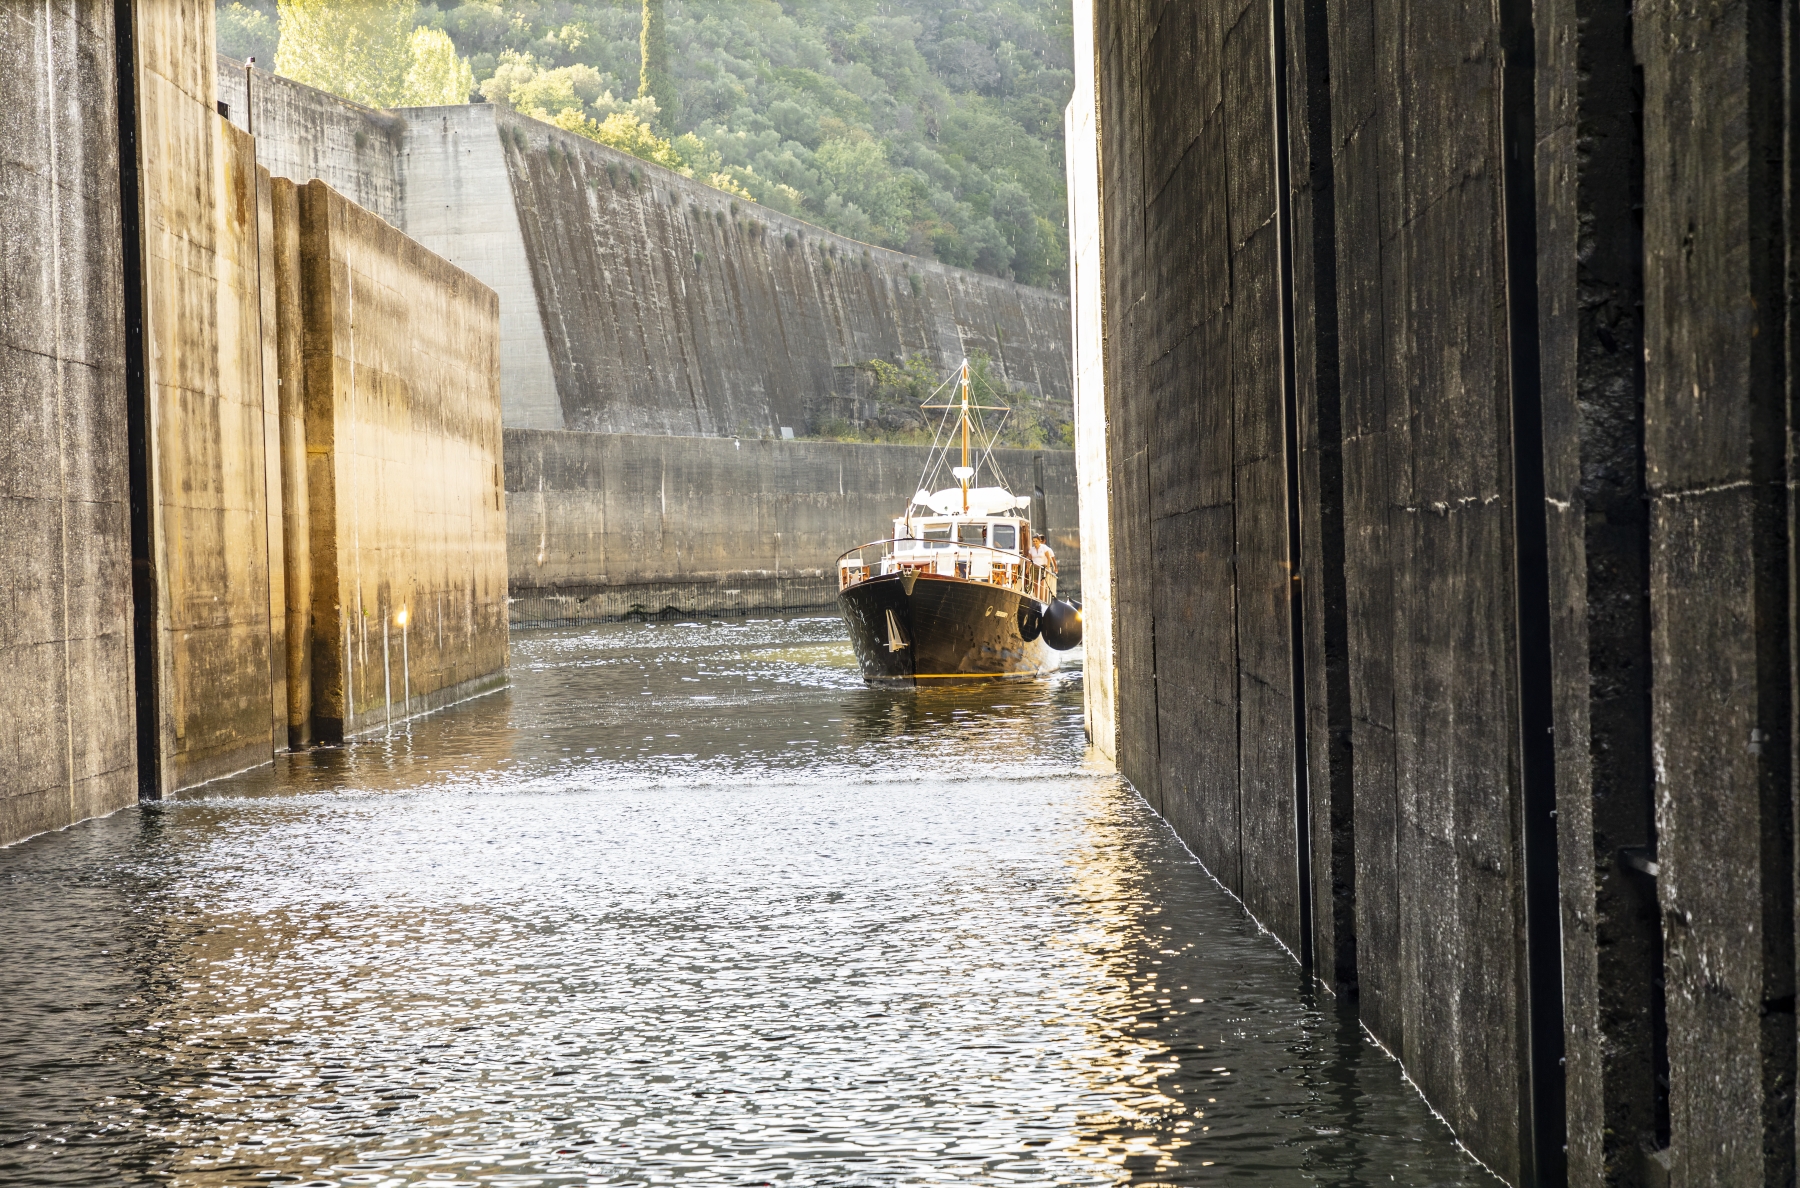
[396,607,409,627]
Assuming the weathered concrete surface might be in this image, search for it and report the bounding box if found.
[505,432,1077,624]
[1282,0,1355,1000]
[1087,0,1800,1180]
[1095,0,1307,992]
[212,61,1074,440]
[397,106,566,431]
[1536,0,1663,1181]
[294,181,509,740]
[0,1,137,846]
[495,110,1072,439]
[217,55,404,229]
[136,1,284,792]
[1092,0,1536,1176]
[1639,4,1794,1183]
[1324,3,1533,1178]
[1065,0,1115,762]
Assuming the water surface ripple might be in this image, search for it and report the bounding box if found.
[1,616,1487,1186]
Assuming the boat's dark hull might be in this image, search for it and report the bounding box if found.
[837,573,1059,687]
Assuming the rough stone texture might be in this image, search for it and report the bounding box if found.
[136,1,283,792]
[0,0,136,846]
[1638,3,1795,1183]
[1066,0,1116,761]
[505,431,1078,623]
[1536,0,1664,1182]
[293,181,509,740]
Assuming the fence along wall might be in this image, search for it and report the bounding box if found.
[505,431,1079,624]
[1089,0,1800,1183]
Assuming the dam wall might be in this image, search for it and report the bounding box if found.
[0,1,137,844]
[214,63,1075,439]
[1085,0,1799,1181]
[505,432,1078,624]
[491,109,1072,437]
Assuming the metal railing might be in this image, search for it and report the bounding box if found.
[836,538,1053,603]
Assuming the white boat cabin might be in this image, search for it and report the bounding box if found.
[839,484,1055,600]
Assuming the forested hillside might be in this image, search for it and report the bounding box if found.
[220,0,1074,289]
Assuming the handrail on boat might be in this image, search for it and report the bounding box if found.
[836,537,1052,602]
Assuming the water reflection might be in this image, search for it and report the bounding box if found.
[0,616,1486,1186]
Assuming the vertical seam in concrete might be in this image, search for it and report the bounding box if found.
[44,0,77,823]
[1749,1,1797,1175]
[114,0,160,800]
[1271,0,1316,976]
[1500,0,1567,1177]
[1296,0,1353,997]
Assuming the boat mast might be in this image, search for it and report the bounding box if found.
[960,358,971,512]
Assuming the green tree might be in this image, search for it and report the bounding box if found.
[638,0,673,132]
[276,0,414,108]
[275,0,473,108]
[218,2,277,63]
[403,27,474,105]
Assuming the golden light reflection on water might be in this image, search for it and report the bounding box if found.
[1055,783,1196,1181]
[0,617,1487,1188]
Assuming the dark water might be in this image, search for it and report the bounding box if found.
[0,616,1489,1186]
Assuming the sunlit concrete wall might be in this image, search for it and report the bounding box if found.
[136,2,284,793]
[504,432,1079,624]
[0,1,137,845]
[397,106,564,430]
[1064,0,1114,762]
[293,181,508,740]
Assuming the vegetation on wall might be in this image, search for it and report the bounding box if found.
[811,352,1073,447]
[217,0,1073,290]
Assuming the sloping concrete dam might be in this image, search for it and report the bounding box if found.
[505,432,1079,624]
[219,60,1074,436]
[1076,0,1800,1183]
[1,6,507,844]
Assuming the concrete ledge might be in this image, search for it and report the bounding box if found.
[510,578,839,626]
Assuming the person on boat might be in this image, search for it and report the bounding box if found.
[1029,533,1056,573]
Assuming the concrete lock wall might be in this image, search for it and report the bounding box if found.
[505,431,1079,624]
[137,11,509,785]
[1065,0,1115,761]
[290,179,509,741]
[0,1,138,845]
[134,1,287,794]
[1085,0,1800,1183]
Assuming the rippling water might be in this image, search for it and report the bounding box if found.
[1,616,1488,1186]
